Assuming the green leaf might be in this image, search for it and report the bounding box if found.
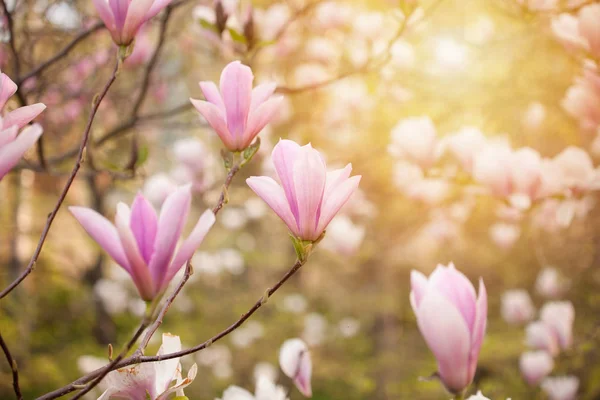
[241,137,261,166]
[173,397,189,400]
[221,148,234,171]
[135,144,149,168]
[227,27,247,44]
[198,18,219,33]
[290,234,314,263]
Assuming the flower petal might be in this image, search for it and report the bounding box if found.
[146,0,173,20]
[316,175,361,235]
[416,290,472,393]
[102,363,157,399]
[130,193,158,264]
[154,333,182,394]
[250,82,277,113]
[0,73,17,111]
[272,139,301,219]
[147,185,191,292]
[0,124,42,180]
[219,61,253,144]
[190,98,235,149]
[122,0,154,44]
[92,0,116,31]
[293,144,327,240]
[469,278,487,379]
[69,206,131,272]
[199,81,225,112]
[0,125,18,148]
[410,269,429,311]
[115,202,155,300]
[243,96,283,149]
[3,103,46,130]
[165,209,216,286]
[247,176,298,236]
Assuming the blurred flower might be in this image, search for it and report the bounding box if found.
[520,351,554,386]
[196,344,232,379]
[525,321,560,356]
[549,146,597,193]
[501,289,535,325]
[255,3,290,41]
[231,320,264,348]
[443,127,487,172]
[553,4,600,58]
[46,1,80,30]
[518,0,557,11]
[523,102,546,131]
[143,174,178,207]
[536,268,567,298]
[220,207,248,230]
[388,116,440,169]
[93,0,172,45]
[562,67,600,131]
[78,355,107,374]
[70,186,215,301]
[98,334,197,399]
[124,27,153,67]
[191,61,282,151]
[247,140,361,242]
[282,293,308,314]
[94,279,130,315]
[279,338,312,397]
[244,197,268,219]
[218,248,245,275]
[466,391,491,400]
[410,263,487,394]
[292,63,331,87]
[338,317,361,338]
[0,71,45,181]
[253,362,278,383]
[541,376,579,400]
[217,376,288,400]
[320,215,365,256]
[489,223,521,250]
[540,301,575,350]
[303,313,328,346]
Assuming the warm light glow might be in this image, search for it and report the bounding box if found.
[433,37,469,70]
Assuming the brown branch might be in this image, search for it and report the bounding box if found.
[0,330,22,400]
[38,258,306,399]
[17,21,105,84]
[212,164,240,214]
[1,0,22,92]
[0,55,121,300]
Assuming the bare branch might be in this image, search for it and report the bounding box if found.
[0,330,22,400]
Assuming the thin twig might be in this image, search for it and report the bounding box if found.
[38,258,306,399]
[17,22,105,84]
[0,55,121,300]
[0,0,22,93]
[212,165,240,214]
[0,330,22,400]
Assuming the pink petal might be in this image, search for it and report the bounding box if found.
[324,164,352,194]
[146,0,173,20]
[190,98,235,149]
[3,103,46,130]
[109,0,129,30]
[165,209,216,286]
[0,125,18,148]
[0,124,42,180]
[115,202,155,300]
[246,176,298,236]
[154,333,182,394]
[130,193,158,264]
[416,291,472,393]
[410,270,429,311]
[294,351,313,397]
[147,185,191,292]
[0,73,17,111]
[469,278,487,379]
[69,206,131,272]
[122,0,154,44]
[428,263,477,332]
[199,81,225,112]
[316,175,361,234]
[272,139,301,219]
[292,144,327,240]
[250,82,277,113]
[243,96,283,149]
[92,0,116,31]
[219,61,253,145]
[101,363,157,399]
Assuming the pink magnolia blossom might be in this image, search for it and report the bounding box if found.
[218,376,288,400]
[246,140,361,241]
[92,0,173,45]
[410,263,487,394]
[541,376,579,400]
[0,71,46,181]
[501,289,535,325]
[536,267,567,299]
[443,127,487,172]
[540,301,575,350]
[388,116,440,169]
[520,351,554,386]
[525,321,560,356]
[279,338,312,397]
[553,5,600,57]
[70,185,215,300]
[550,146,597,193]
[98,333,197,399]
[562,68,600,131]
[190,61,283,151]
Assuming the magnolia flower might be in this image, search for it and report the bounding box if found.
[467,391,491,400]
[489,223,521,250]
[279,338,312,397]
[562,69,600,131]
[388,116,440,169]
[540,301,575,350]
[217,376,288,400]
[410,263,487,394]
[525,321,560,356]
[553,5,600,57]
[70,185,215,301]
[320,215,365,256]
[247,140,361,242]
[541,376,579,400]
[190,61,282,151]
[520,351,554,386]
[501,289,535,325]
[536,267,566,298]
[0,71,46,181]
[550,146,596,192]
[443,127,487,172]
[99,333,197,399]
[93,0,172,45]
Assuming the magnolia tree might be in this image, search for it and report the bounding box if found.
[0,0,598,399]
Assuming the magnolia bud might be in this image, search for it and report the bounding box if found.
[279,338,312,397]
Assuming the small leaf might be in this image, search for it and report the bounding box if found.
[221,148,234,170]
[227,27,247,44]
[241,137,261,166]
[290,234,314,263]
[173,397,189,400]
[198,18,219,33]
[135,144,149,168]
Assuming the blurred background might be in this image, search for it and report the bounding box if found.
[0,0,599,398]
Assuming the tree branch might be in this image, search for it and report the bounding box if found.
[0,330,22,400]
[0,55,122,300]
